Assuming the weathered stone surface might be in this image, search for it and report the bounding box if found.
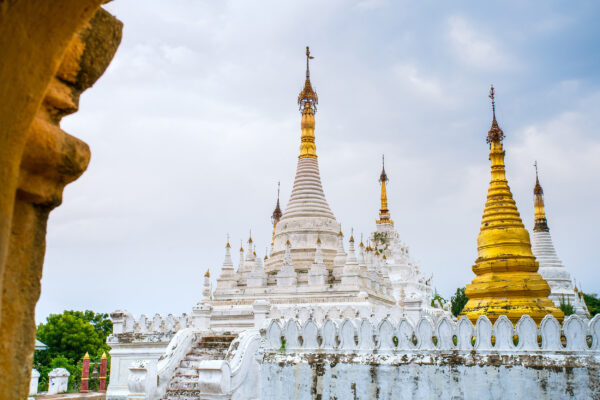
[0,3,121,398]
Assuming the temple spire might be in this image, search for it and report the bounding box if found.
[298,46,318,159]
[271,182,283,244]
[533,161,549,232]
[461,86,562,324]
[377,155,393,225]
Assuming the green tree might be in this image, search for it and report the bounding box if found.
[583,293,600,316]
[34,310,112,391]
[559,295,574,316]
[36,310,112,361]
[450,287,469,317]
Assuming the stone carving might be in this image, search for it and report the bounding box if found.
[339,319,357,350]
[358,319,375,350]
[435,317,455,350]
[377,319,396,350]
[540,314,562,350]
[302,320,319,349]
[493,315,514,351]
[48,368,70,395]
[416,317,435,350]
[284,320,300,351]
[111,310,191,335]
[590,314,600,350]
[564,315,588,350]
[266,320,282,349]
[321,319,338,349]
[515,315,538,351]
[475,315,493,350]
[397,318,415,349]
[0,4,122,397]
[456,317,474,350]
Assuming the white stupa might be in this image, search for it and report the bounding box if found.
[530,163,589,317]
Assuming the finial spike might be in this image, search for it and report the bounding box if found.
[489,84,496,118]
[298,46,318,112]
[486,85,504,144]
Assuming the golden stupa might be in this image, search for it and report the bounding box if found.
[461,86,563,324]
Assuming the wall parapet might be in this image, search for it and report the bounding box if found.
[264,314,600,354]
[108,310,190,344]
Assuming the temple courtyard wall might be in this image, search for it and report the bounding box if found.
[112,313,599,399]
[261,354,598,400]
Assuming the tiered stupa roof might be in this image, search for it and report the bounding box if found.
[461,86,563,324]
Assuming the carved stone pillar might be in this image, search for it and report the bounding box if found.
[0,4,122,398]
[192,302,213,331]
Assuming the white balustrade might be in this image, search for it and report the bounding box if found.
[263,314,599,354]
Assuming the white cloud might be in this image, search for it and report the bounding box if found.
[35,1,600,322]
[447,15,515,71]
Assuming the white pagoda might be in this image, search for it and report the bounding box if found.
[530,164,589,317]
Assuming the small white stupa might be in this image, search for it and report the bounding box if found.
[530,162,589,317]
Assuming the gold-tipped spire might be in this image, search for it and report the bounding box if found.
[226,233,231,248]
[204,269,210,278]
[461,86,562,324]
[101,352,106,359]
[298,46,318,159]
[376,155,393,225]
[271,182,282,244]
[83,352,90,359]
[533,161,549,232]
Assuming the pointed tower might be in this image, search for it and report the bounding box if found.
[276,240,298,286]
[376,155,394,232]
[216,237,238,289]
[530,163,590,316]
[461,86,563,324]
[267,46,340,273]
[308,237,328,286]
[271,182,283,246]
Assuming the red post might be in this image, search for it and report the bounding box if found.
[99,352,107,392]
[80,352,90,392]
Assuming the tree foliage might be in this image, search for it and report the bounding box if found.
[583,293,600,316]
[36,310,111,361]
[34,310,112,391]
[559,295,574,316]
[450,287,469,317]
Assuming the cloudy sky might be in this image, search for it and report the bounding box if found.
[36,1,600,322]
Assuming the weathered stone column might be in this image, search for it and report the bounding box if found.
[0,4,122,398]
[29,369,40,396]
[253,300,271,329]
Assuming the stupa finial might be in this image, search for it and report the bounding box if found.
[377,155,393,225]
[298,46,318,111]
[486,85,504,145]
[533,161,549,232]
[298,46,318,159]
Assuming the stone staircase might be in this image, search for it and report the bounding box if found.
[163,333,237,400]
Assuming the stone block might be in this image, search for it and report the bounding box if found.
[48,367,70,395]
